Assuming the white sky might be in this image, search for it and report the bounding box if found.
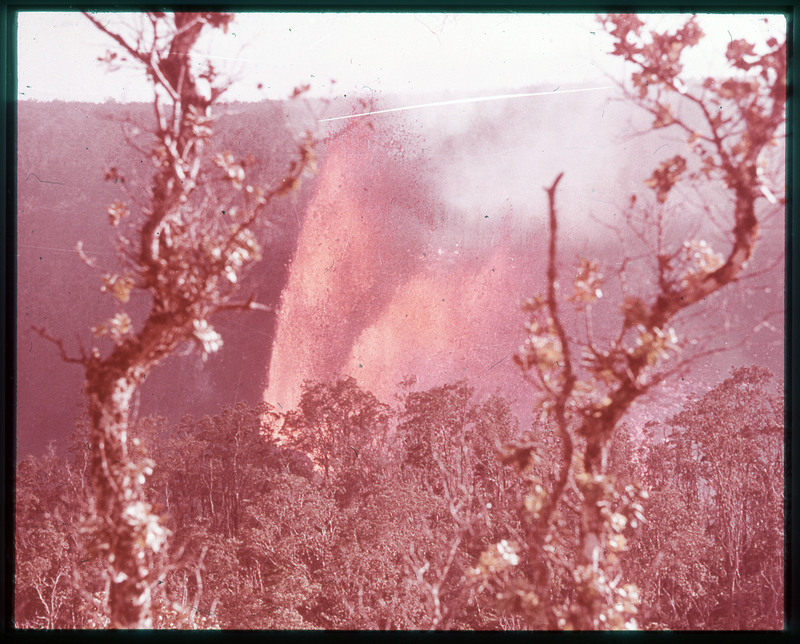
[17,12,786,103]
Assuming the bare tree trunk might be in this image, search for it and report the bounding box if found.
[85,359,167,628]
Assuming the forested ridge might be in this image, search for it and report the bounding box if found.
[14,368,784,629]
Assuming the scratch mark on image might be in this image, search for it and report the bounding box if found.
[25,172,65,186]
[487,355,508,371]
[20,243,116,256]
[233,367,243,404]
[169,51,254,64]
[319,86,612,122]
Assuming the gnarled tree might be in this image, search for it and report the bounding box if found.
[34,12,315,627]
[473,14,785,629]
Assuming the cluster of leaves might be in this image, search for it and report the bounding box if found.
[81,14,298,358]
[601,13,785,201]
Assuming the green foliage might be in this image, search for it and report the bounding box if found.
[15,366,782,629]
[611,367,783,629]
[285,376,390,492]
[17,384,529,629]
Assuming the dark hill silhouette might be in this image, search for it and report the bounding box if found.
[17,100,316,458]
[17,91,783,459]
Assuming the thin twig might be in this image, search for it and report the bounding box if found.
[31,326,87,365]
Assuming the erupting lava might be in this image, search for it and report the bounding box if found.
[264,118,543,418]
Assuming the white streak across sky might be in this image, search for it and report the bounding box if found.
[317,86,613,122]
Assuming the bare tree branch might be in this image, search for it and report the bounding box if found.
[32,326,87,365]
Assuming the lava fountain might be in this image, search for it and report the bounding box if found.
[264,119,444,410]
[264,114,547,414]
